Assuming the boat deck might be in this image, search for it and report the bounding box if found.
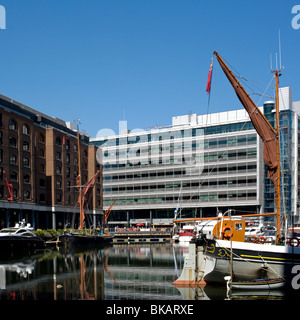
[112,231,172,244]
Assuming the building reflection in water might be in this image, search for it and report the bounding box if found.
[0,243,187,300]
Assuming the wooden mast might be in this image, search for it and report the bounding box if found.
[77,121,83,230]
[273,69,282,242]
[213,51,282,243]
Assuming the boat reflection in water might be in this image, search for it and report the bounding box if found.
[0,244,187,300]
[0,243,297,300]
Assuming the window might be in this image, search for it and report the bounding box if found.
[56,137,61,146]
[40,163,45,173]
[22,125,29,135]
[56,166,61,174]
[9,137,17,147]
[66,153,70,164]
[39,194,46,202]
[24,174,30,183]
[13,189,18,199]
[9,119,17,130]
[39,148,45,157]
[65,139,70,150]
[39,134,45,143]
[23,157,30,168]
[39,178,45,187]
[10,171,18,181]
[23,141,30,151]
[10,154,17,164]
[57,194,62,203]
[57,180,62,189]
[0,149,2,163]
[24,190,30,200]
[56,152,61,160]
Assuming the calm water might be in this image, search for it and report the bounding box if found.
[0,243,297,300]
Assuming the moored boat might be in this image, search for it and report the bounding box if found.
[60,232,113,249]
[0,220,45,253]
[173,51,300,289]
[178,225,196,243]
[228,277,285,290]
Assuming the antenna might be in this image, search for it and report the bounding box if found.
[278,29,282,70]
[270,53,272,71]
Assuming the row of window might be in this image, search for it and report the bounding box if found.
[9,155,30,167]
[104,191,257,206]
[104,178,257,193]
[94,122,255,147]
[103,164,257,181]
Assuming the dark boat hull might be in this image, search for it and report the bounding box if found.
[60,234,113,249]
[0,236,45,253]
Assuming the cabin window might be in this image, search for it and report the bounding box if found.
[235,222,243,231]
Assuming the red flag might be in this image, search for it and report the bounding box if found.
[206,57,214,94]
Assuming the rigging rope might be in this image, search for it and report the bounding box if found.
[177,58,278,218]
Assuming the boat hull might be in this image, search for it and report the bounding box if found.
[0,236,45,253]
[231,278,285,290]
[203,239,300,284]
[60,234,113,249]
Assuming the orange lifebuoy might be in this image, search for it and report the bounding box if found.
[289,237,300,247]
[222,226,233,239]
[248,235,257,243]
[255,236,266,244]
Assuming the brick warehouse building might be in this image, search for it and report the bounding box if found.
[0,93,102,230]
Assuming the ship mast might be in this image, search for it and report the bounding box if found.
[77,120,84,231]
[273,69,282,242]
[213,51,282,243]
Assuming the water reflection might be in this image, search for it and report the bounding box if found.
[0,243,187,300]
[0,243,297,300]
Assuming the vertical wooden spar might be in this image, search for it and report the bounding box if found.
[274,70,281,239]
[213,51,282,242]
[77,124,83,230]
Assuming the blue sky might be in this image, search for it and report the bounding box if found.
[0,0,299,137]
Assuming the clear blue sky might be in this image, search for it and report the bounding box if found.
[0,0,299,137]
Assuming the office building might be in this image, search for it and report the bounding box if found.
[91,87,300,227]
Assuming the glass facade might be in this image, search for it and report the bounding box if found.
[90,92,300,225]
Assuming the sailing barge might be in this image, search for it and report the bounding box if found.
[173,51,300,288]
[60,126,114,249]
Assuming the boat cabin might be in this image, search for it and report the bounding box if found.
[212,216,245,242]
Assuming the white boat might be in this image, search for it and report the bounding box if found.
[0,220,45,253]
[173,51,300,289]
[178,225,196,243]
[0,220,34,237]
